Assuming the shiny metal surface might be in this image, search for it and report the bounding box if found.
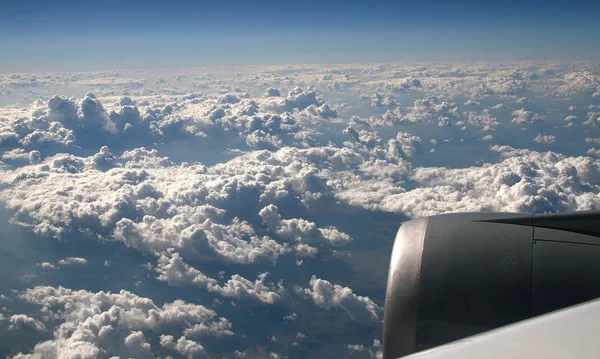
[532,240,600,316]
[383,218,428,359]
[535,226,600,246]
[416,213,533,351]
[383,210,600,359]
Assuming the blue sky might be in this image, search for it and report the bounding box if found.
[1,0,599,71]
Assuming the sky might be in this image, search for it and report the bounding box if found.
[1,0,600,71]
[1,2,600,359]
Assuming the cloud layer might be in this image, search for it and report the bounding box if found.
[1,60,599,358]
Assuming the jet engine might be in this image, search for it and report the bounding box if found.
[383,210,600,359]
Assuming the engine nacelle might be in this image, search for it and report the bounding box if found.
[383,210,600,359]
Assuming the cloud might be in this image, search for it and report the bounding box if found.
[555,71,600,97]
[9,314,46,332]
[246,130,283,150]
[37,262,57,270]
[209,272,284,305]
[345,340,383,359]
[467,110,499,131]
[586,138,600,145]
[401,96,461,125]
[371,93,396,107]
[155,250,217,288]
[160,335,208,359]
[264,88,281,97]
[259,204,351,249]
[12,286,231,358]
[534,134,557,144]
[511,108,544,124]
[348,148,600,216]
[2,61,600,358]
[584,112,600,127]
[587,148,600,157]
[301,276,382,325]
[58,257,88,266]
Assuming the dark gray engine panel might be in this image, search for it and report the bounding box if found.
[384,210,600,359]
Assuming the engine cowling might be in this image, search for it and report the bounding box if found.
[383,210,600,359]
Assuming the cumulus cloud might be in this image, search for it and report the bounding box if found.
[9,314,46,332]
[160,335,208,359]
[587,148,600,157]
[155,250,217,288]
[398,96,461,125]
[511,108,544,124]
[467,110,499,131]
[585,112,600,127]
[341,148,600,217]
[259,204,351,250]
[12,286,231,358]
[345,340,383,359]
[58,257,88,266]
[209,273,284,305]
[264,88,281,97]
[2,61,600,358]
[37,262,57,270]
[534,134,557,144]
[301,276,382,325]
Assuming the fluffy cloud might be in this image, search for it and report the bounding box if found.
[12,286,231,358]
[345,340,383,359]
[160,335,208,359]
[208,273,284,305]
[2,61,600,358]
[534,134,557,144]
[301,276,382,325]
[155,250,217,288]
[37,262,57,270]
[341,148,600,217]
[511,108,544,124]
[58,257,88,266]
[392,96,461,125]
[467,110,499,131]
[259,204,351,249]
[9,314,46,332]
[585,112,600,127]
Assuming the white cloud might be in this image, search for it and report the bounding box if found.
[345,340,383,359]
[534,134,557,144]
[2,62,600,358]
[467,110,499,131]
[12,286,231,358]
[155,250,217,288]
[209,273,284,305]
[511,108,544,124]
[9,314,46,332]
[264,88,281,97]
[584,112,600,127]
[37,262,57,270]
[259,204,351,248]
[401,96,461,125]
[587,148,600,157]
[586,138,600,145]
[302,276,382,325]
[161,335,208,359]
[362,148,600,216]
[58,257,88,266]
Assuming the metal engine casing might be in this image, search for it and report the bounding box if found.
[383,211,600,359]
